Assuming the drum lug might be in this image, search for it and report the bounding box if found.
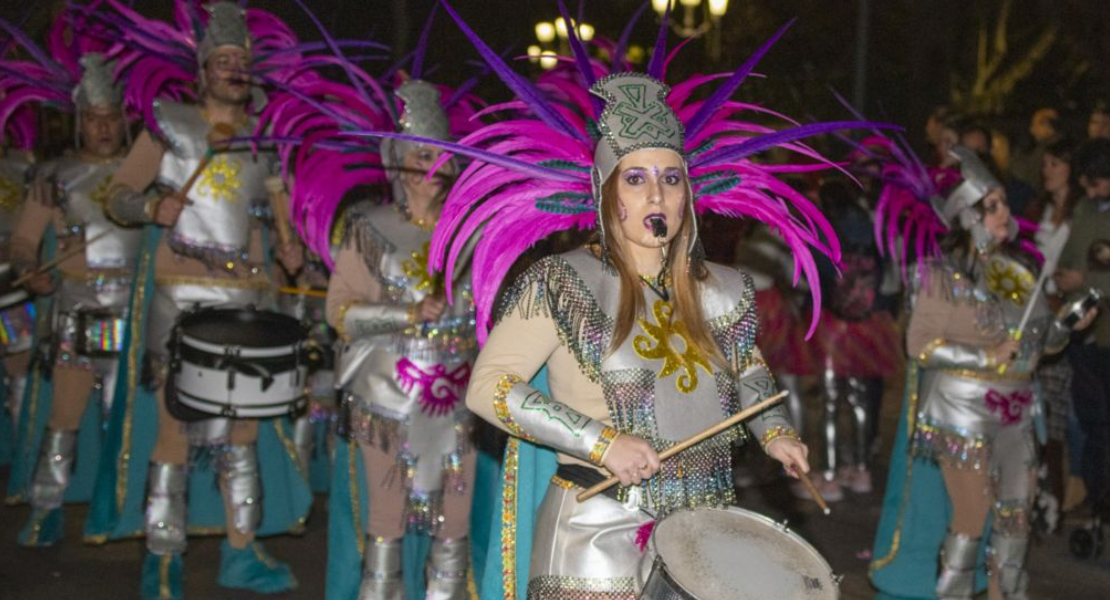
[832,573,844,586]
[775,519,790,532]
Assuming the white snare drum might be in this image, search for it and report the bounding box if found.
[169,307,309,419]
[643,507,839,600]
[0,263,35,354]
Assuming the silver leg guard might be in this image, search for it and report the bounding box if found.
[6,372,27,427]
[989,534,1029,599]
[936,531,980,600]
[218,444,262,535]
[359,537,404,600]
[426,537,468,600]
[292,415,313,476]
[844,377,873,469]
[30,430,78,510]
[821,366,840,479]
[146,462,188,555]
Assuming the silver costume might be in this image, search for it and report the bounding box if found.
[1,153,34,422]
[337,204,477,531]
[910,252,1070,600]
[494,250,798,597]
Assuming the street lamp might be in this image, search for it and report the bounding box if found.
[652,0,729,61]
[531,17,598,70]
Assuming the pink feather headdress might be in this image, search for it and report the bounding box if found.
[0,6,116,147]
[260,3,488,265]
[350,1,894,341]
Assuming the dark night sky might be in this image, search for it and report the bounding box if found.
[5,1,1110,152]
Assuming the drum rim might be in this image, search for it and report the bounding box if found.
[175,387,308,417]
[650,506,838,599]
[180,334,302,358]
[0,289,31,309]
[177,307,307,347]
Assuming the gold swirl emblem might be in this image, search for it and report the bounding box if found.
[634,299,712,394]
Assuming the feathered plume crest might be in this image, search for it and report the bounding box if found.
[0,5,115,148]
[68,0,386,136]
[835,95,963,278]
[349,1,894,341]
[260,3,487,265]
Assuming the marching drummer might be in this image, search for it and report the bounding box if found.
[0,139,34,457]
[8,53,142,547]
[363,8,885,597]
[101,3,308,597]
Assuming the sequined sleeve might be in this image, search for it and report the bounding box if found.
[105,131,165,225]
[906,283,994,371]
[737,351,799,450]
[325,233,410,341]
[469,277,615,463]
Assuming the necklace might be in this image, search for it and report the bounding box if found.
[410,215,437,232]
[198,106,249,130]
[639,273,671,301]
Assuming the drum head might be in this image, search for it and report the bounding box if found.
[178,308,305,347]
[653,507,837,600]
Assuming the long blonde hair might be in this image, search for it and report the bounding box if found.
[599,174,724,366]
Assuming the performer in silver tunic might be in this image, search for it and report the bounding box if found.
[325,79,477,600]
[905,147,1097,599]
[0,147,34,431]
[10,53,140,547]
[105,3,304,596]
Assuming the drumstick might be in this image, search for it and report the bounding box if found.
[278,286,327,298]
[13,231,110,287]
[576,391,787,503]
[794,468,831,515]
[999,224,1070,375]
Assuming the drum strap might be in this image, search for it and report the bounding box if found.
[555,464,621,502]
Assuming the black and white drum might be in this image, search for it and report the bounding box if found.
[169,307,309,419]
[0,263,35,355]
[642,506,839,600]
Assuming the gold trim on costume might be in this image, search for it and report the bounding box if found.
[335,301,354,342]
[116,229,152,512]
[550,475,578,490]
[869,361,921,573]
[501,438,520,600]
[759,425,800,451]
[588,427,618,466]
[493,374,534,442]
[349,440,364,557]
[940,368,1031,383]
[153,274,270,289]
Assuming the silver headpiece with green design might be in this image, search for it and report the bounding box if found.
[197,1,251,67]
[73,53,121,110]
[589,73,685,190]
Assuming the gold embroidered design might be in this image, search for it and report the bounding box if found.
[633,300,711,393]
[0,175,21,211]
[401,241,435,293]
[90,174,114,208]
[197,155,242,202]
[985,257,1034,306]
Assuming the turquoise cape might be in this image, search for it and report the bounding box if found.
[870,361,990,599]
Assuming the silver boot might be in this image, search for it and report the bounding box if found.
[30,430,78,510]
[358,536,404,600]
[936,531,980,600]
[990,534,1029,600]
[292,415,313,477]
[426,537,468,600]
[146,462,188,555]
[218,444,262,535]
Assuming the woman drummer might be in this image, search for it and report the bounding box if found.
[374,7,886,595]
